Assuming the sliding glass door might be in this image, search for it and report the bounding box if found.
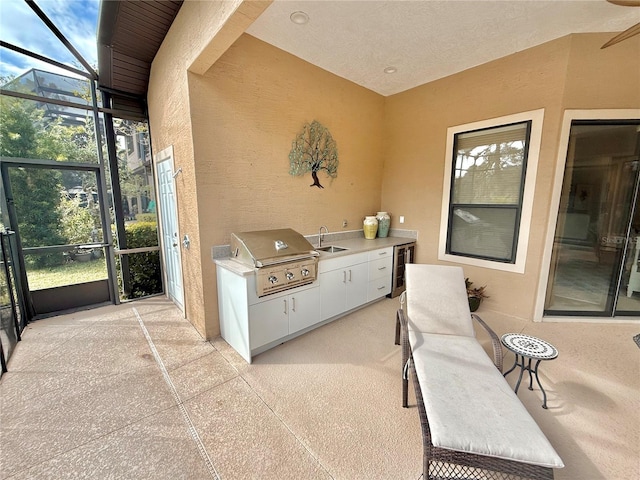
[545,121,640,317]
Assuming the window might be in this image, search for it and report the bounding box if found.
[439,110,544,273]
[449,121,530,261]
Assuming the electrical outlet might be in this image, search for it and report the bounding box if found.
[342,219,348,227]
[399,216,405,224]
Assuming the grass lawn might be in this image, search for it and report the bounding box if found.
[27,257,108,290]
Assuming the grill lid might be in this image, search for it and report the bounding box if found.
[230,228,318,268]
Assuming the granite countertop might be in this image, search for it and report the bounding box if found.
[214,232,416,276]
[213,257,255,276]
[313,236,414,258]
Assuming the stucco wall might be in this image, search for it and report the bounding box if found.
[147,0,268,337]
[191,34,385,336]
[562,34,640,109]
[150,10,638,336]
[150,14,385,338]
[381,33,640,322]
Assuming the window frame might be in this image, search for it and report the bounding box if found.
[438,109,545,274]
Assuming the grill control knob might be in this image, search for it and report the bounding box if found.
[285,271,295,280]
[268,275,278,284]
[301,268,310,277]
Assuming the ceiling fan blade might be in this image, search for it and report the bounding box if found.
[606,0,640,6]
[601,22,640,48]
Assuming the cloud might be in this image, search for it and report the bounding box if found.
[38,0,99,64]
[0,0,99,78]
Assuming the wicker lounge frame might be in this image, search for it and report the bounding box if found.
[396,308,555,480]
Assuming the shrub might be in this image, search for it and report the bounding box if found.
[126,221,159,248]
[122,222,162,298]
[9,168,66,267]
[59,196,99,245]
[135,213,156,223]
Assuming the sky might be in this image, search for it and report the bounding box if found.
[0,0,99,80]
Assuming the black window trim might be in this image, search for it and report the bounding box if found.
[445,120,533,264]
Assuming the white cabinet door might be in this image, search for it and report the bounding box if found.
[345,262,368,311]
[249,286,321,348]
[249,296,289,350]
[289,287,321,334]
[320,259,369,319]
[320,269,347,320]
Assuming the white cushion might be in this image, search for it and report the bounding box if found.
[405,264,475,337]
[410,331,564,469]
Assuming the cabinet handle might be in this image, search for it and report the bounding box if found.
[377,285,386,290]
[284,299,287,315]
[379,251,387,255]
[343,271,347,283]
[348,269,352,282]
[378,266,387,270]
[292,297,296,312]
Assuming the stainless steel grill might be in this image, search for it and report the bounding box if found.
[230,228,319,297]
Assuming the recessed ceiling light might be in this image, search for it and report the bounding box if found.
[384,66,397,74]
[290,11,309,25]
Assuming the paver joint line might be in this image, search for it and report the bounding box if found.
[132,307,220,480]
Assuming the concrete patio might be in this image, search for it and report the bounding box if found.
[1,296,638,479]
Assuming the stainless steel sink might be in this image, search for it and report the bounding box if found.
[316,245,348,253]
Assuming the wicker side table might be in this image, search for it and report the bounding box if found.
[501,333,558,409]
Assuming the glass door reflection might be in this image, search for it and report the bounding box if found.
[545,122,640,317]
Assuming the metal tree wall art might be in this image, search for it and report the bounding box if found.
[289,120,338,188]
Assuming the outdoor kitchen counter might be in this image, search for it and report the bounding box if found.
[213,258,255,276]
[213,235,416,275]
[214,233,417,362]
[314,236,415,257]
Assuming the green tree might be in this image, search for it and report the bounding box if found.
[58,195,99,245]
[0,95,37,157]
[8,168,65,248]
[0,96,101,267]
[0,96,65,265]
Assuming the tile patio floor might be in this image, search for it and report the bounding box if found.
[1,296,638,479]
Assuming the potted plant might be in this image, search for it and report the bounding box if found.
[465,278,489,312]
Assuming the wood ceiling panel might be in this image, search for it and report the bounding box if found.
[140,0,182,17]
[97,0,183,97]
[112,56,151,72]
[112,66,150,82]
[117,11,168,41]
[131,1,181,23]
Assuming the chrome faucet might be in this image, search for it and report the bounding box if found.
[318,226,329,247]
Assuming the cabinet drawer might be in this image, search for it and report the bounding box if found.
[319,251,368,273]
[368,247,393,261]
[368,256,392,281]
[367,277,391,301]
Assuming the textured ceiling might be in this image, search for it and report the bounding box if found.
[247,0,640,96]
